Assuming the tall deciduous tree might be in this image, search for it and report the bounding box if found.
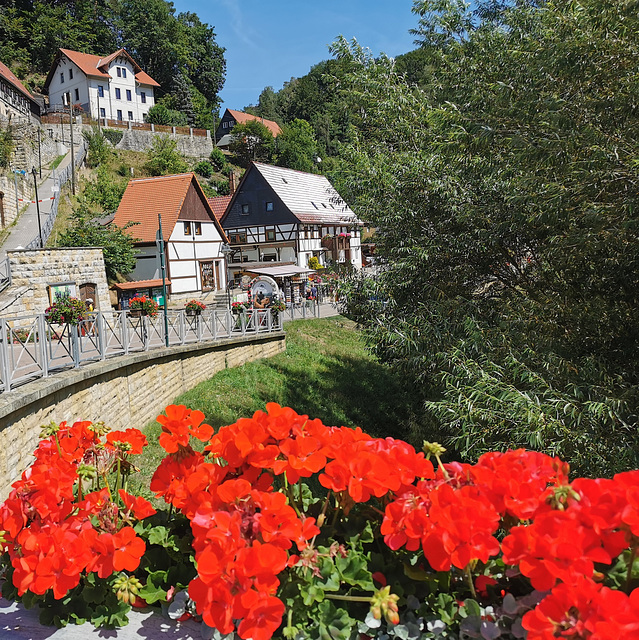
[274,119,319,173]
[229,120,274,167]
[333,0,639,476]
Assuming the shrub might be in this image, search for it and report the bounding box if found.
[193,160,213,178]
[102,128,124,146]
[209,147,227,171]
[44,296,86,325]
[129,295,159,317]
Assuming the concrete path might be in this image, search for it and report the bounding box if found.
[0,150,72,258]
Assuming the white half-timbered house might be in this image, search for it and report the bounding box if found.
[113,174,229,299]
[219,163,362,281]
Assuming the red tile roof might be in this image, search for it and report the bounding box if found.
[226,109,282,137]
[0,60,34,101]
[207,195,232,221]
[45,49,160,88]
[113,173,227,243]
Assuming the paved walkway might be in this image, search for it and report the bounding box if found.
[0,150,72,258]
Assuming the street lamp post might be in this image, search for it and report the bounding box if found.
[220,243,233,308]
[31,167,43,247]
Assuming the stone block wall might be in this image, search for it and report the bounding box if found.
[115,128,213,159]
[0,333,286,498]
[0,248,110,318]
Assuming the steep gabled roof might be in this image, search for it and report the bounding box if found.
[207,195,232,222]
[44,48,160,90]
[0,60,35,102]
[113,173,227,243]
[251,163,360,225]
[226,109,282,137]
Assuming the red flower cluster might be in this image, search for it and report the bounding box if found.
[0,420,154,600]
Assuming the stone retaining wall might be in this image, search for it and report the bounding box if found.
[0,248,110,317]
[0,332,286,498]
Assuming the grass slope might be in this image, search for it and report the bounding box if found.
[130,317,423,496]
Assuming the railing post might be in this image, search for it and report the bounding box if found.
[197,314,202,341]
[212,310,218,340]
[180,311,185,345]
[71,323,80,368]
[143,316,149,350]
[241,311,247,336]
[122,311,130,355]
[97,312,105,360]
[38,314,49,378]
[0,319,10,392]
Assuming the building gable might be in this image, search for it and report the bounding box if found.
[221,165,298,230]
[178,182,219,223]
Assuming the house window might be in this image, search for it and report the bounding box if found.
[74,88,79,101]
[60,72,64,84]
[115,88,121,100]
[222,122,227,128]
[229,120,234,127]
[194,222,202,236]
[265,201,273,212]
[117,109,123,120]
[230,232,246,243]
[141,92,146,104]
[126,89,132,101]
[100,107,105,118]
[98,85,104,98]
[122,68,127,78]
[128,111,133,120]
[69,68,73,80]
[241,204,250,215]
[266,229,276,241]
[184,222,191,235]
[116,67,121,77]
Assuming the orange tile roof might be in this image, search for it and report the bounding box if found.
[45,49,160,88]
[226,109,282,137]
[0,60,34,100]
[207,195,232,221]
[113,173,227,243]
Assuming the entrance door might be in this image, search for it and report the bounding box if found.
[200,261,216,291]
[79,282,97,307]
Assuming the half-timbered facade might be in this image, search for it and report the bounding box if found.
[219,163,362,278]
[0,60,40,123]
[113,174,229,296]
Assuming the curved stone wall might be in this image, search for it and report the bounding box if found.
[0,332,285,498]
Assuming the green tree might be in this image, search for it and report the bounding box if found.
[58,203,138,280]
[332,0,639,477]
[83,127,111,168]
[145,136,188,176]
[0,126,13,168]
[274,118,319,173]
[146,103,188,127]
[229,120,274,166]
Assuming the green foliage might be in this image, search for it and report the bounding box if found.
[193,160,213,178]
[145,104,188,127]
[333,0,639,476]
[209,146,228,171]
[83,127,111,168]
[57,202,139,280]
[0,0,225,116]
[206,177,230,196]
[145,136,188,176]
[274,118,319,173]
[0,126,13,168]
[229,119,274,167]
[102,129,124,147]
[82,167,126,213]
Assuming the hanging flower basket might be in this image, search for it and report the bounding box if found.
[129,295,159,317]
[185,300,206,316]
[45,296,86,326]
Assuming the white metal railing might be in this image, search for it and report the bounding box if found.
[0,308,282,394]
[0,257,11,293]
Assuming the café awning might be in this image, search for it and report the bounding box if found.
[247,265,314,278]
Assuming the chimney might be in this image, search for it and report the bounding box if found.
[229,170,236,196]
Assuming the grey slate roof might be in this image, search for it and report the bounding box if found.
[252,163,361,225]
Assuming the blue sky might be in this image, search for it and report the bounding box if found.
[169,0,419,113]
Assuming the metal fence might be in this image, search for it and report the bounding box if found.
[25,141,88,250]
[0,308,283,394]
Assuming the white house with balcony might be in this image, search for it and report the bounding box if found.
[219,163,363,282]
[44,48,158,123]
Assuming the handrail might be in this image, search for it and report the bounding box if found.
[0,308,283,395]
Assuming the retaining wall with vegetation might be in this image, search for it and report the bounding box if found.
[0,332,286,498]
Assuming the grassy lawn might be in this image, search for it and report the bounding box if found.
[130,317,423,496]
